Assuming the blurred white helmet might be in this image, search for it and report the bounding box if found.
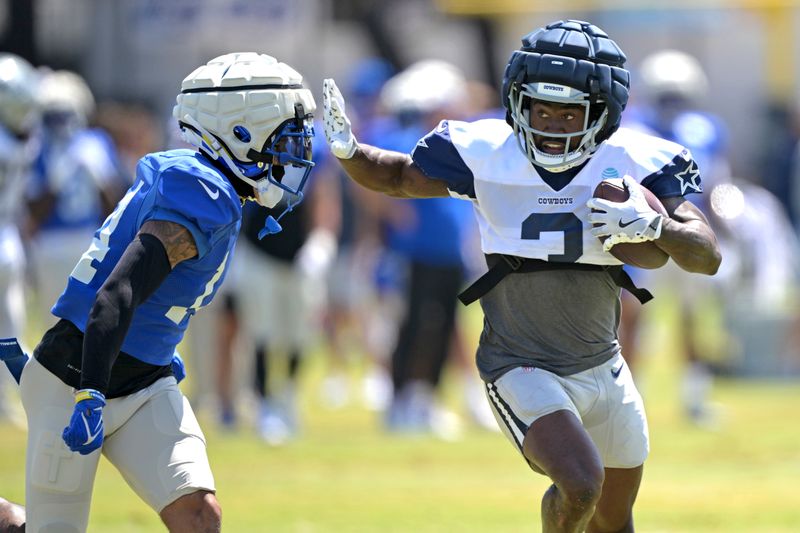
[173,52,316,207]
[379,59,467,116]
[638,50,708,105]
[38,69,95,128]
[0,53,40,136]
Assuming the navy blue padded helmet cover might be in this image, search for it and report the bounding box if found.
[501,20,631,144]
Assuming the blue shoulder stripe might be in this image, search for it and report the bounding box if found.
[411,121,475,199]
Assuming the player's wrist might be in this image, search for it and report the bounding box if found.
[331,136,358,159]
[74,388,106,405]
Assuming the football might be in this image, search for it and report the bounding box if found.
[592,178,670,269]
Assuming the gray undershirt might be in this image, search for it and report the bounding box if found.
[476,268,622,381]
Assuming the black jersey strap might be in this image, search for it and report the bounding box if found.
[458,254,653,306]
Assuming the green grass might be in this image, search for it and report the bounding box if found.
[2,303,800,531]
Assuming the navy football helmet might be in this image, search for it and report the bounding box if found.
[501,20,630,172]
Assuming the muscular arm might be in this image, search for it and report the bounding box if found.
[655,197,721,275]
[336,144,450,199]
[79,220,197,393]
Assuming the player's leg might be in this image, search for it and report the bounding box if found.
[524,410,605,532]
[215,293,239,428]
[19,357,102,531]
[584,353,650,532]
[0,496,25,532]
[486,367,605,532]
[102,377,219,531]
[160,491,221,533]
[586,466,643,533]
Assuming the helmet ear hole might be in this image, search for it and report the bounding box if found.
[233,125,251,143]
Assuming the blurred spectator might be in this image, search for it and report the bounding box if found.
[25,69,128,330]
[624,50,733,425]
[0,53,40,421]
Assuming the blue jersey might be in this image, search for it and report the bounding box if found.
[52,149,242,366]
[29,128,125,230]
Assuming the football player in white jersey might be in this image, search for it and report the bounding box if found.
[0,53,40,418]
[323,20,721,532]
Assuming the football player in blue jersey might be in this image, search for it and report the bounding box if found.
[14,52,315,532]
[323,20,721,533]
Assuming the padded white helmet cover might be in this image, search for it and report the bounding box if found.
[173,52,316,162]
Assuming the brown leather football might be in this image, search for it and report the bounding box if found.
[592,179,669,269]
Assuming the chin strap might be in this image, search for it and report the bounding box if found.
[257,191,305,239]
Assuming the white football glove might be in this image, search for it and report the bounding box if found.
[586,175,664,252]
[322,78,358,159]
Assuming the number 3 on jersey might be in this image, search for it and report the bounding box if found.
[521,212,583,262]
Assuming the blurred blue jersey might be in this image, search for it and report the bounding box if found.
[52,149,242,365]
[376,123,474,267]
[29,128,126,230]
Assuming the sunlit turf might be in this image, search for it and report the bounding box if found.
[1,301,799,531]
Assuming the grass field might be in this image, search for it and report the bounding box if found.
[1,302,799,531]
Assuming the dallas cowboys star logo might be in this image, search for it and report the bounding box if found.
[673,160,702,195]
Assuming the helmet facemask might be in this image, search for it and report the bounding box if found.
[508,81,608,172]
[244,103,315,201]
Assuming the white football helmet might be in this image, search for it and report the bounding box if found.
[173,52,316,208]
[0,53,40,136]
[638,50,708,105]
[379,59,467,116]
[38,69,95,136]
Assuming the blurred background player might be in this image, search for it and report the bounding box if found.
[373,60,493,436]
[318,58,396,413]
[622,49,733,425]
[25,69,129,330]
[0,53,40,422]
[235,150,340,445]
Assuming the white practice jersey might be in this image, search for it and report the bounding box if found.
[411,119,702,378]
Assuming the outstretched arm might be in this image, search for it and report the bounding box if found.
[322,78,449,199]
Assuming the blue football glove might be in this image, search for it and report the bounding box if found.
[171,351,186,384]
[62,389,106,455]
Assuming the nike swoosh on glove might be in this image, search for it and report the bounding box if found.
[322,78,358,159]
[171,351,186,384]
[62,388,106,455]
[586,175,663,252]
